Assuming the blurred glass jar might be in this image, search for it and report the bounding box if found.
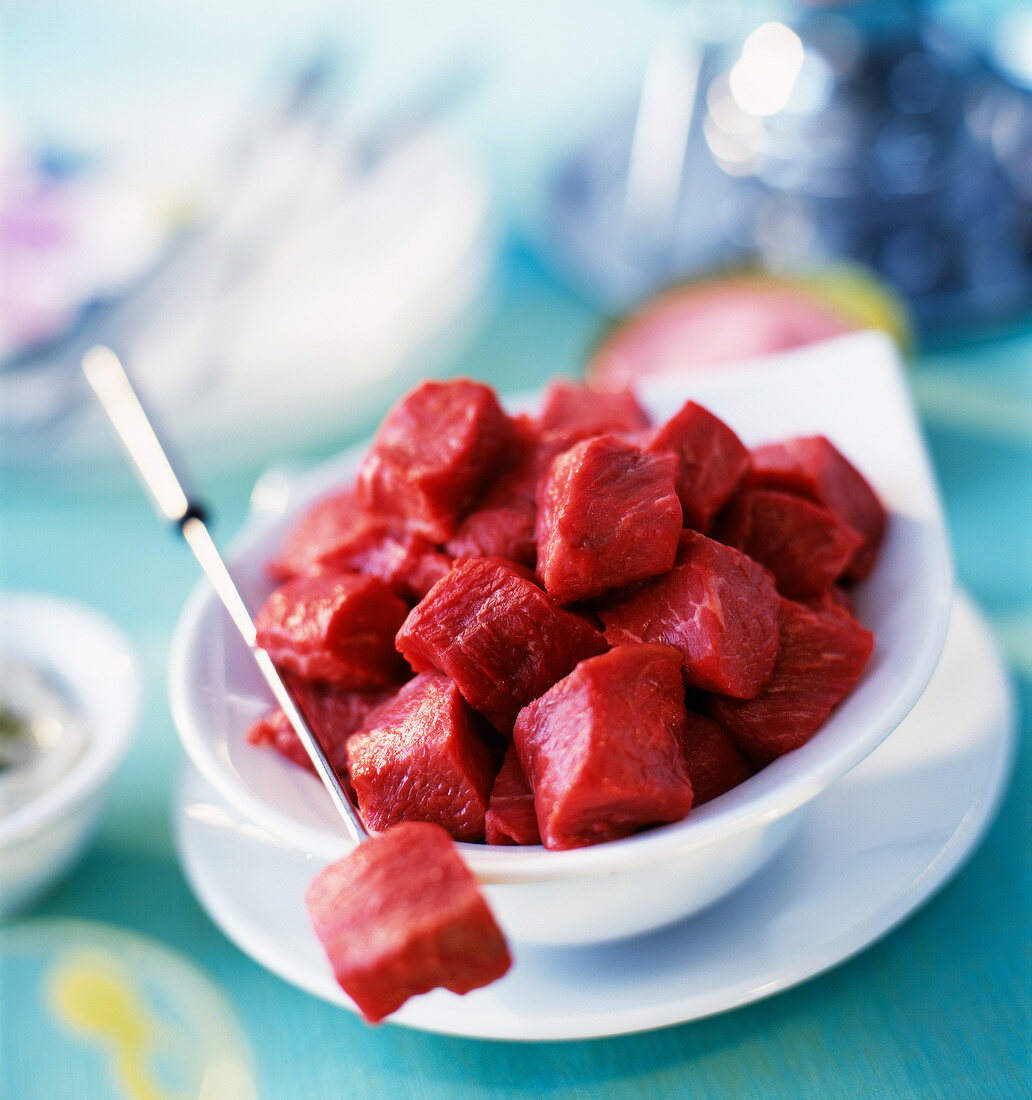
[547,0,1032,339]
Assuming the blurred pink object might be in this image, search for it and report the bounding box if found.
[0,146,165,361]
[587,270,909,388]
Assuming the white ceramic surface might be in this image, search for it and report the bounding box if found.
[169,330,953,942]
[0,593,141,918]
[4,133,496,472]
[175,593,1014,1039]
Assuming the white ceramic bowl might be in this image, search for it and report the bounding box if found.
[0,593,141,918]
[169,331,952,945]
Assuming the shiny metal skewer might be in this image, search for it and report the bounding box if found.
[82,344,367,846]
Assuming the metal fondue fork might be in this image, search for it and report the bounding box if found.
[81,344,367,847]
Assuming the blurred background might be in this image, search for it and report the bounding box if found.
[3,0,1031,471]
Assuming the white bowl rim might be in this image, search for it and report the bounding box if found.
[0,591,141,845]
[169,331,954,884]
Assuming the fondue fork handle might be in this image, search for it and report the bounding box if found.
[82,344,367,846]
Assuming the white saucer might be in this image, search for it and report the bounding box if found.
[174,592,1015,1041]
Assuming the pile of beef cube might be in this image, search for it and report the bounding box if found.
[249,376,881,854]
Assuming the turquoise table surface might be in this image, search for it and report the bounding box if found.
[3,1,1032,1096]
[2,244,1030,1099]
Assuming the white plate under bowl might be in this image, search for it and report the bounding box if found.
[169,330,953,941]
[175,592,1014,1039]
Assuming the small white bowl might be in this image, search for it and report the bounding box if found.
[0,593,141,919]
[169,331,953,945]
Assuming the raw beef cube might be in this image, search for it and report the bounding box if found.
[715,488,863,599]
[679,711,753,806]
[473,413,549,513]
[445,420,588,569]
[396,557,608,734]
[269,488,369,580]
[747,435,886,581]
[805,585,857,620]
[268,486,405,582]
[445,443,539,569]
[255,573,408,688]
[357,378,516,542]
[248,707,315,771]
[446,505,538,569]
[346,532,453,603]
[484,744,542,846]
[475,413,543,502]
[513,644,695,850]
[306,821,511,1023]
[599,530,780,698]
[537,379,651,440]
[536,436,682,604]
[246,680,397,775]
[347,672,499,842]
[706,596,874,766]
[648,400,750,531]
[270,487,452,601]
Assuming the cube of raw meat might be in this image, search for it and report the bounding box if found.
[248,708,315,771]
[344,532,453,604]
[396,557,608,734]
[599,530,780,698]
[347,672,500,842]
[306,821,511,1023]
[357,378,516,542]
[648,400,750,531]
[269,488,365,579]
[715,488,863,599]
[446,505,538,569]
[445,417,592,569]
[255,573,408,688]
[468,413,547,515]
[513,644,695,850]
[246,680,397,776]
[537,379,651,441]
[270,487,452,601]
[536,436,682,604]
[747,435,886,581]
[679,711,753,806]
[706,596,874,766]
[484,744,541,846]
[805,585,857,620]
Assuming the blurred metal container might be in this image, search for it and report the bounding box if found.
[546,0,1032,338]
